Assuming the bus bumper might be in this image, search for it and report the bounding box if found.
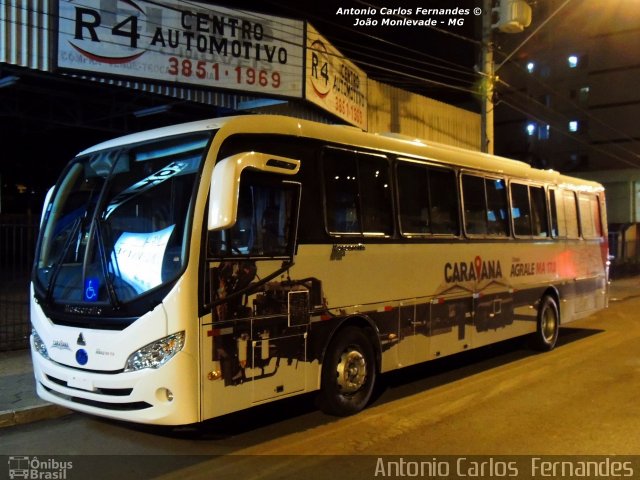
[31,338,199,426]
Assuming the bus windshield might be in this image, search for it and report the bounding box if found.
[34,132,212,310]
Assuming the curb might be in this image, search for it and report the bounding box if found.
[0,404,72,429]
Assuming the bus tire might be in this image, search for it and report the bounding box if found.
[318,326,376,416]
[530,295,560,351]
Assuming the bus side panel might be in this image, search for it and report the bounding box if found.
[200,314,313,419]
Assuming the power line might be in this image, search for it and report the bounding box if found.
[499,97,640,169]
[354,0,482,46]
[263,0,482,84]
[3,0,483,98]
[497,77,640,164]
[495,0,572,72]
[496,57,640,156]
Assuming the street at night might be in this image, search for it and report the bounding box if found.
[2,281,640,478]
[2,1,640,479]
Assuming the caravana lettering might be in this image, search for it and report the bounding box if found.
[444,256,503,283]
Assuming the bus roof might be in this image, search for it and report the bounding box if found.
[79,115,603,192]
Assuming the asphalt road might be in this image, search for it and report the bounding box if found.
[2,293,640,479]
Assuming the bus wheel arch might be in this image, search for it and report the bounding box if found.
[530,289,560,351]
[317,318,380,416]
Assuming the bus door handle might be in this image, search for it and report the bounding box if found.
[331,243,365,260]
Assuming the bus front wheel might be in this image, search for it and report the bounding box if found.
[318,326,376,416]
[530,295,560,351]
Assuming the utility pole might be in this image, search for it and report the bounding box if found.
[480,0,532,155]
[481,0,494,154]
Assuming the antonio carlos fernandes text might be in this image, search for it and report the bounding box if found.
[373,457,635,477]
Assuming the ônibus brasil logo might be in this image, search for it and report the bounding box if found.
[444,256,503,283]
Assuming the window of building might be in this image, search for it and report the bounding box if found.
[538,124,550,140]
[539,94,551,107]
[568,120,588,135]
[568,54,588,69]
[540,64,551,78]
[397,161,459,236]
[579,86,590,104]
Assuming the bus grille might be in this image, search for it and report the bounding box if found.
[46,375,133,396]
[42,384,152,411]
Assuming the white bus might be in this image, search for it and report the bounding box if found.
[30,115,608,425]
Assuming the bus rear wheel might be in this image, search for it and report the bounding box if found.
[530,295,560,351]
[318,326,376,416]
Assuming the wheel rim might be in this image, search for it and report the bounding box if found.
[541,306,557,343]
[336,348,367,394]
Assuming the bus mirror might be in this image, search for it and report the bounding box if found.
[208,152,300,231]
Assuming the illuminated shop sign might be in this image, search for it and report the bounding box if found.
[305,23,368,130]
[57,0,304,97]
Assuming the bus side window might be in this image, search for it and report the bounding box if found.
[322,148,392,236]
[358,154,393,235]
[530,186,549,237]
[486,178,509,236]
[462,174,508,237]
[397,161,458,236]
[549,189,565,238]
[513,183,549,238]
[428,168,459,235]
[462,174,488,235]
[323,150,361,234]
[510,182,531,236]
[578,193,602,239]
[397,162,430,234]
[208,173,297,258]
[563,190,580,238]
[592,195,603,237]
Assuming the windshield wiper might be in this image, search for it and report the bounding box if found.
[80,154,124,310]
[94,217,120,309]
[44,216,83,306]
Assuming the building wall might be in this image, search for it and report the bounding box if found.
[1,1,480,150]
[0,0,247,110]
[367,79,481,150]
[574,169,640,224]
[494,0,640,172]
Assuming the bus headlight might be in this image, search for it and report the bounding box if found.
[32,328,49,359]
[124,332,185,372]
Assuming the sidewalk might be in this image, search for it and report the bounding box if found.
[1,276,639,429]
[0,349,70,428]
